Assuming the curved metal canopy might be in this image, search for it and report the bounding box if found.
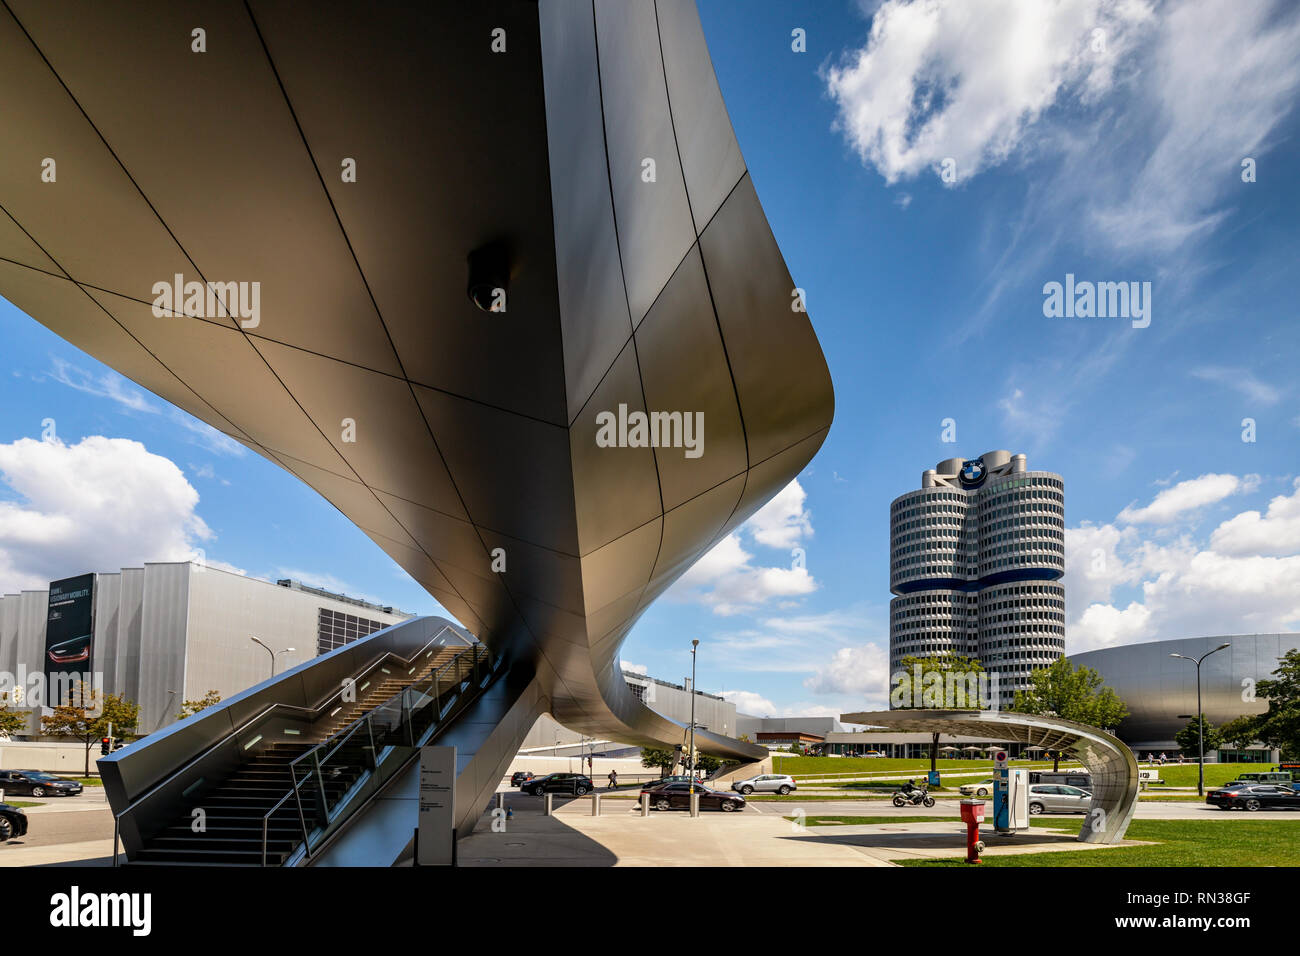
[0,0,833,762]
[843,710,1140,843]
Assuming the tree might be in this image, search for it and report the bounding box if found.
[895,654,987,774]
[0,691,28,739]
[177,690,223,720]
[1216,715,1259,756]
[695,754,722,775]
[1245,649,1300,761]
[40,682,140,777]
[1175,715,1221,759]
[640,746,677,778]
[1010,658,1129,771]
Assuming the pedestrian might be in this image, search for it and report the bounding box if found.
[1159,752,1166,765]
[607,769,618,790]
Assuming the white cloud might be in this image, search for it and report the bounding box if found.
[671,481,818,615]
[1190,367,1283,406]
[1065,473,1300,651]
[48,356,154,413]
[619,661,648,676]
[0,436,211,592]
[826,0,1154,184]
[746,480,813,549]
[1210,479,1300,556]
[802,643,891,698]
[721,689,778,716]
[827,0,1300,258]
[1117,473,1257,524]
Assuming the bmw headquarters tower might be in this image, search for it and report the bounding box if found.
[889,450,1066,707]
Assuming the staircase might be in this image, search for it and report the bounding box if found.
[129,646,465,865]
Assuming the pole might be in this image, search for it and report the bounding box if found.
[689,639,699,794]
[1197,659,1205,797]
[251,636,275,679]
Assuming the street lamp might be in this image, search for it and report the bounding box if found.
[1171,642,1231,796]
[689,639,699,793]
[250,637,293,679]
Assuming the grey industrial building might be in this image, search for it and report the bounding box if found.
[0,562,413,736]
[890,450,1066,706]
[1069,634,1300,756]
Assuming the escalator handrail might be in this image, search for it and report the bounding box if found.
[110,625,459,833]
[266,643,497,865]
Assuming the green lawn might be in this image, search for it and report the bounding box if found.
[896,819,1300,867]
[1140,763,1277,789]
[1,800,40,808]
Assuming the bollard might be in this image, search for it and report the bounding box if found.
[690,792,700,817]
[640,793,649,817]
[544,792,553,816]
[591,793,600,816]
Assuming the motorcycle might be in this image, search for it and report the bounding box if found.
[892,786,936,808]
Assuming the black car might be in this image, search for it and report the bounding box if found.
[0,802,29,842]
[0,770,84,797]
[511,771,536,787]
[1206,783,1300,811]
[644,781,745,812]
[523,773,593,796]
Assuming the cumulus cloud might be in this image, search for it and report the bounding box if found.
[619,661,649,676]
[0,436,211,592]
[747,480,814,549]
[1065,473,1300,652]
[802,643,891,698]
[1117,473,1257,524]
[671,480,817,615]
[1209,478,1300,556]
[827,0,1300,256]
[826,0,1154,184]
[721,689,778,716]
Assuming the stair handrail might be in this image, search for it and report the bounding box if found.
[263,642,496,865]
[110,625,460,866]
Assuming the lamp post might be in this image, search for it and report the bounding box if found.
[1171,642,1231,796]
[250,636,276,679]
[689,639,699,793]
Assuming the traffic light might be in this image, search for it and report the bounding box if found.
[100,737,111,755]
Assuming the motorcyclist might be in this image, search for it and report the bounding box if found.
[900,778,919,795]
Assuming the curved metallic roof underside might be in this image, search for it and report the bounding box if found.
[843,710,1140,843]
[0,1,833,761]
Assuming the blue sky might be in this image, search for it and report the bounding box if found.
[2,0,1299,720]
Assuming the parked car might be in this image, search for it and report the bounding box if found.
[639,775,703,794]
[1027,784,1092,814]
[523,773,593,796]
[863,751,886,758]
[1028,771,1092,790]
[731,773,797,795]
[645,781,745,812]
[959,778,998,796]
[1206,783,1300,811]
[0,770,83,797]
[1231,772,1293,785]
[0,802,28,843]
[510,771,535,787]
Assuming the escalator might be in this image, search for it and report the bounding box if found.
[101,617,503,866]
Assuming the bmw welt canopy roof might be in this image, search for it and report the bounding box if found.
[843,710,1140,843]
[0,1,832,762]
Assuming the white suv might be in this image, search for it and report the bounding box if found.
[731,773,797,795]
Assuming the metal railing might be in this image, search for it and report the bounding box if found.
[262,641,496,865]
[110,626,460,866]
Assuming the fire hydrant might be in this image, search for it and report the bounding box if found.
[960,799,986,864]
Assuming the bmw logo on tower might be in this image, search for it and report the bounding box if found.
[959,458,987,487]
